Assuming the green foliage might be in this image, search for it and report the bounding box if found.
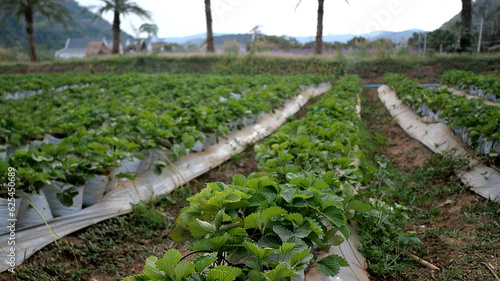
[383,72,499,166]
[125,75,370,280]
[0,73,331,194]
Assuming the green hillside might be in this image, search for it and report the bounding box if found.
[0,0,134,51]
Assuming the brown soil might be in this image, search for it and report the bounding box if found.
[363,87,433,172]
[362,87,500,281]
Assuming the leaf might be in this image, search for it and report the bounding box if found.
[244,213,262,230]
[188,219,216,238]
[194,253,217,273]
[294,224,312,238]
[243,241,274,260]
[56,187,79,207]
[143,256,165,280]
[263,264,299,281]
[156,249,182,279]
[289,250,313,268]
[306,218,325,236]
[174,260,195,279]
[315,255,341,277]
[345,199,369,211]
[245,260,261,271]
[322,206,346,228]
[260,206,287,225]
[248,270,266,281]
[227,227,248,237]
[182,133,196,149]
[280,187,296,203]
[285,213,304,225]
[276,242,296,256]
[206,266,242,281]
[273,225,293,242]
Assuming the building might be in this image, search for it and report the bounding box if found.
[55,38,113,59]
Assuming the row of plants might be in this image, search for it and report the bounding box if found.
[0,74,332,233]
[125,75,371,281]
[383,73,500,167]
[0,74,329,148]
[0,72,98,96]
[441,70,500,102]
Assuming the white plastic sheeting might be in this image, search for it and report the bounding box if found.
[378,85,500,202]
[1,85,337,272]
[443,87,500,107]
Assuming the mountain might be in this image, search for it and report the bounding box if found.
[159,29,424,47]
[0,0,134,51]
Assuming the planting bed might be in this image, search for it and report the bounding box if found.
[380,73,500,202]
[0,73,333,271]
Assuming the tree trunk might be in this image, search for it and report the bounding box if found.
[315,0,324,55]
[205,0,215,53]
[24,8,37,62]
[460,0,472,52]
[112,11,121,54]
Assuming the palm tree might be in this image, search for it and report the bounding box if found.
[296,0,348,55]
[0,0,72,62]
[139,23,158,40]
[205,0,215,53]
[459,0,472,52]
[94,0,152,54]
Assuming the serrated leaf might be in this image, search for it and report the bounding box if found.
[295,223,312,238]
[188,219,216,238]
[243,241,274,260]
[322,206,346,228]
[276,242,296,256]
[284,213,304,225]
[263,264,299,281]
[206,266,242,281]
[143,256,165,280]
[289,250,313,268]
[174,260,195,279]
[156,249,182,279]
[306,218,325,236]
[194,253,217,273]
[273,225,293,242]
[315,255,341,277]
[227,227,248,236]
[280,187,296,203]
[244,213,262,230]
[260,206,287,225]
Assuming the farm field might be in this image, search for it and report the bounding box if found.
[0,63,499,281]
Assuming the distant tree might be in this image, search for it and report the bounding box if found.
[0,0,72,62]
[205,0,214,53]
[460,0,472,52]
[139,23,158,39]
[93,0,152,54]
[296,0,349,55]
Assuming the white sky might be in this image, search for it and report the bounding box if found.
[75,0,462,38]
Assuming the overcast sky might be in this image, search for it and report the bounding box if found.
[75,0,462,38]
